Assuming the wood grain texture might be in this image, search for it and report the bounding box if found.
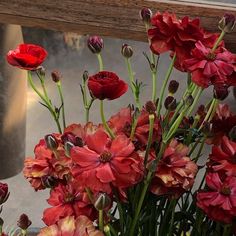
[0,0,235,50]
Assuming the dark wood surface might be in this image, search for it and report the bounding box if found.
[0,0,235,50]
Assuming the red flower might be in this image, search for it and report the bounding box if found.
[24,138,71,190]
[185,41,236,88]
[6,44,47,70]
[0,182,9,205]
[197,173,236,224]
[88,71,128,100]
[150,140,198,198]
[71,129,143,194]
[108,107,161,147]
[39,216,104,236]
[208,136,236,177]
[43,181,97,226]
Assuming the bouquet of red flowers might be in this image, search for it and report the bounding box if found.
[2,8,236,236]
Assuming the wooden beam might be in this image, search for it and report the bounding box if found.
[0,0,236,50]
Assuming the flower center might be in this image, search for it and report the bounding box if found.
[100,151,112,163]
[220,186,231,196]
[206,52,216,61]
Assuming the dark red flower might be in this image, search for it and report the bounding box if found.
[42,181,97,226]
[6,44,47,70]
[71,129,143,194]
[150,140,198,198]
[108,107,161,147]
[88,71,128,100]
[185,41,236,88]
[208,136,236,177]
[0,182,9,205]
[197,173,236,224]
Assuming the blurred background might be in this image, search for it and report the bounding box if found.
[1,0,236,230]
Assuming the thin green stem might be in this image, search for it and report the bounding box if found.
[85,187,94,203]
[21,229,27,236]
[57,81,66,130]
[211,30,225,52]
[186,87,203,116]
[104,225,112,236]
[97,53,104,71]
[130,117,138,141]
[194,136,206,162]
[157,53,176,117]
[100,100,115,139]
[99,210,104,231]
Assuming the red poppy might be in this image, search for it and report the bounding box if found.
[88,71,128,100]
[39,216,104,236]
[6,44,47,70]
[208,136,236,177]
[150,140,198,198]
[71,129,143,194]
[108,107,161,147]
[42,181,97,226]
[197,173,236,224]
[185,41,236,88]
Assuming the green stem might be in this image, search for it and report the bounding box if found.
[37,72,50,102]
[130,116,138,141]
[193,136,206,162]
[21,229,27,236]
[99,210,104,231]
[125,58,141,110]
[85,187,94,203]
[157,53,176,117]
[57,81,66,130]
[223,225,231,236]
[186,87,203,116]
[144,114,155,167]
[104,225,112,236]
[28,72,62,133]
[0,225,2,234]
[97,53,104,71]
[150,54,157,102]
[100,100,115,139]
[211,30,225,52]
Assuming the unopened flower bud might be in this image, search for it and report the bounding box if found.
[94,193,111,210]
[196,105,206,117]
[201,122,213,135]
[164,96,177,111]
[87,36,104,54]
[17,214,32,230]
[185,95,194,107]
[168,80,179,94]
[219,13,236,33]
[0,183,9,205]
[37,66,46,77]
[83,71,89,82]
[42,176,57,188]
[229,126,236,141]
[213,86,229,100]
[64,141,74,157]
[45,134,58,151]
[121,44,133,58]
[51,70,61,83]
[140,8,152,24]
[145,101,156,114]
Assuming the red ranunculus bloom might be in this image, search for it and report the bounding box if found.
[24,138,71,190]
[185,41,236,88]
[208,136,236,177]
[197,173,236,224]
[108,107,161,148]
[6,44,47,70]
[71,129,143,194]
[43,181,97,226]
[39,216,104,236]
[88,71,128,100]
[150,139,198,198]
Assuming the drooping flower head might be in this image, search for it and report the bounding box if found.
[43,181,97,226]
[71,129,143,194]
[88,71,128,100]
[197,173,236,224]
[38,215,104,236]
[6,44,47,70]
[150,139,198,198]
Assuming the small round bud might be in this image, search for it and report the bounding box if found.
[219,13,236,33]
[37,66,46,77]
[145,101,156,114]
[168,80,179,94]
[185,95,194,107]
[164,96,177,111]
[87,36,104,54]
[51,70,61,83]
[83,71,89,82]
[214,86,229,100]
[140,8,152,24]
[94,193,111,210]
[121,44,133,58]
[45,134,58,151]
[229,126,236,141]
[17,214,32,230]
